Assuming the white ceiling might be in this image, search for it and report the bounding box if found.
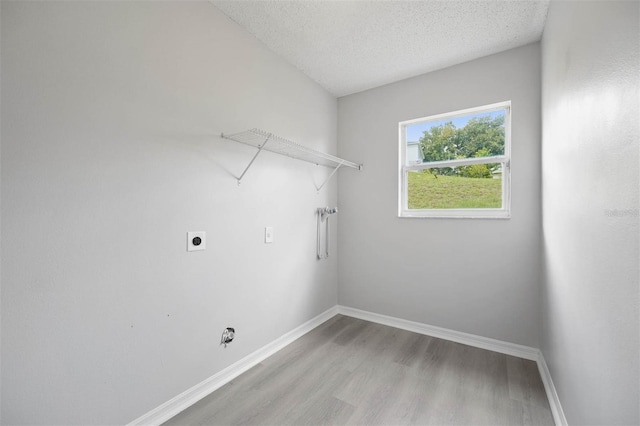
[210,0,550,97]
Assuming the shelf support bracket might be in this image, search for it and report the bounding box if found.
[237,134,271,185]
[316,161,344,193]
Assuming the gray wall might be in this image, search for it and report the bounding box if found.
[1,2,339,424]
[337,44,542,347]
[541,1,639,424]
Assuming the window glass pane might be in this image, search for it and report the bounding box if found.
[406,109,505,164]
[407,166,503,209]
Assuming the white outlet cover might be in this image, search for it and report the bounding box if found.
[187,231,206,251]
[265,227,274,244]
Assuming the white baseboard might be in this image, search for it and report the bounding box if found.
[337,305,567,426]
[337,305,539,360]
[129,304,566,426]
[127,306,339,426]
[536,354,568,426]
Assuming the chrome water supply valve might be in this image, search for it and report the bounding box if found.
[221,327,235,347]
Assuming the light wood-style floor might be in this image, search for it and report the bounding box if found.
[165,315,554,425]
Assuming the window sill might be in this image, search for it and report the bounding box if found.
[399,209,511,219]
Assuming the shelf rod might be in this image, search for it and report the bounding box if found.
[316,161,344,193]
[236,133,272,185]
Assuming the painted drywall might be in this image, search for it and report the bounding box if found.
[541,1,639,424]
[0,2,3,423]
[337,44,542,347]
[1,2,339,424]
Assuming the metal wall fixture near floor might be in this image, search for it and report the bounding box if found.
[221,328,235,347]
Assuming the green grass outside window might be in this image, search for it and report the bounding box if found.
[408,171,502,209]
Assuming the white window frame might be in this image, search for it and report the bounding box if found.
[398,101,511,219]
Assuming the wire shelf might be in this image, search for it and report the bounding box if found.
[221,128,362,190]
[222,128,361,170]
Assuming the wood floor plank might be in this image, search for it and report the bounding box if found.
[393,332,434,368]
[291,395,356,426]
[257,346,353,424]
[506,356,551,409]
[164,315,554,426]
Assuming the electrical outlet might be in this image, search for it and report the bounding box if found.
[265,227,274,244]
[187,231,206,251]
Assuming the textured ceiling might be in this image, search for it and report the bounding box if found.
[210,0,549,97]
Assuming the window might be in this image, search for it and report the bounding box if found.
[399,101,511,218]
